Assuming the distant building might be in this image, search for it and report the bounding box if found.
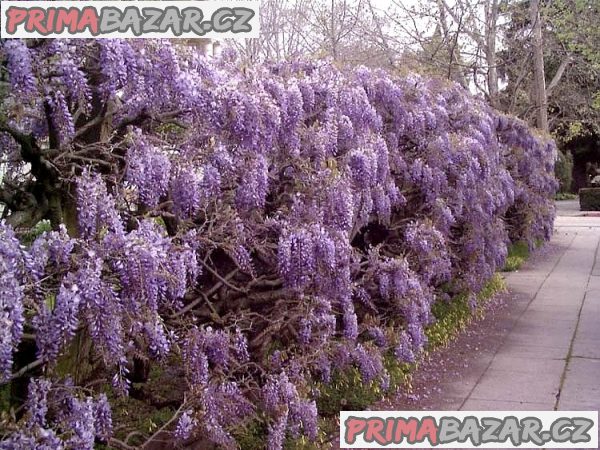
[183,38,222,58]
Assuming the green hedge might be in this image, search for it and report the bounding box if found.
[579,188,600,211]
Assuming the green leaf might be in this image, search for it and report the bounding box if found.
[45,294,56,311]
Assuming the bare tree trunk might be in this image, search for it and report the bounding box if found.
[435,0,469,88]
[367,0,396,68]
[529,0,549,132]
[437,0,499,103]
[330,0,338,61]
[484,0,499,107]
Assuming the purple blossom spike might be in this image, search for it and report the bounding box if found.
[4,40,37,99]
[395,331,416,363]
[126,132,171,208]
[76,171,124,239]
[94,394,113,441]
[34,276,82,363]
[175,410,197,441]
[25,378,51,428]
[47,90,75,145]
[0,224,26,380]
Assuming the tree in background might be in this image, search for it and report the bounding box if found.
[233,0,392,66]
[499,0,600,190]
[529,0,548,131]
[234,0,312,62]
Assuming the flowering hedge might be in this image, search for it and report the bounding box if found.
[0,40,556,449]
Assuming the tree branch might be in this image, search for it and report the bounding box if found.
[546,55,571,97]
[1,359,44,384]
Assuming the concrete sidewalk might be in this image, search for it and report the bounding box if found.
[457,202,600,413]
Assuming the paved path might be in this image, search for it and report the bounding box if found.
[454,201,600,413]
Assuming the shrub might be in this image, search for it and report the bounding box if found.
[502,241,530,272]
[579,188,600,211]
[0,40,557,448]
[555,150,574,193]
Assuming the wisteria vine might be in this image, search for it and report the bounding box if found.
[0,39,557,449]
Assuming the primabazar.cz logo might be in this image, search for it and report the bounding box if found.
[0,1,260,39]
[340,411,599,448]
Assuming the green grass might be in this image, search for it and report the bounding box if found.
[427,273,506,348]
[234,414,339,450]
[502,241,530,272]
[316,354,412,418]
[477,273,506,304]
[427,293,472,348]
